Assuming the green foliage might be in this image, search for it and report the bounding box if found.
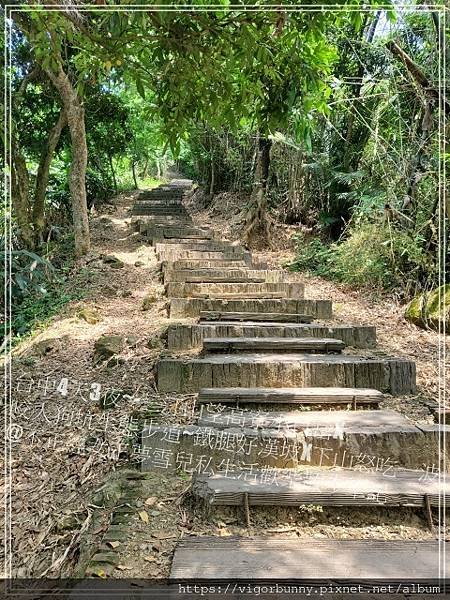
[6,248,54,301]
[1,233,86,342]
[289,223,435,295]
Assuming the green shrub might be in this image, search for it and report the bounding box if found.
[289,223,433,294]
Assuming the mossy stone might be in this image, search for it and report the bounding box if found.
[94,335,125,360]
[405,284,450,334]
[78,308,101,324]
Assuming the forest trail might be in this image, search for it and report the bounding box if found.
[132,181,447,581]
[9,181,447,580]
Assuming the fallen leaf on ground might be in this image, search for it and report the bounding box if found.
[108,540,121,549]
[139,510,149,523]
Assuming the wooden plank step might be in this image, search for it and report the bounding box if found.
[136,215,191,222]
[163,260,250,271]
[145,228,214,239]
[156,353,416,394]
[198,409,404,430]
[170,538,448,580]
[155,238,243,247]
[133,209,187,217]
[164,269,287,284]
[165,282,304,299]
[158,252,253,264]
[189,302,328,320]
[173,299,332,319]
[197,386,383,405]
[192,467,446,507]
[199,311,313,323]
[167,323,377,351]
[202,337,345,353]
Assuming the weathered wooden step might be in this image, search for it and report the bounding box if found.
[192,467,446,507]
[155,239,241,248]
[144,227,215,241]
[198,408,405,430]
[200,311,314,323]
[167,323,376,350]
[157,353,416,394]
[136,215,191,223]
[133,211,187,218]
[203,337,345,353]
[173,299,331,319]
[134,218,191,232]
[197,386,383,406]
[158,250,252,263]
[166,282,304,299]
[170,538,448,580]
[164,269,288,284]
[133,206,186,212]
[163,260,251,271]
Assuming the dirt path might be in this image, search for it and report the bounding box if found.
[7,189,172,577]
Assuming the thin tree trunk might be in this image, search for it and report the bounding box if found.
[244,135,272,246]
[108,153,117,193]
[132,161,138,189]
[45,64,90,256]
[11,135,34,248]
[7,13,90,255]
[33,108,67,243]
[209,157,215,197]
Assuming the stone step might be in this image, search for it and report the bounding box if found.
[170,538,448,581]
[197,386,383,406]
[141,419,441,472]
[172,299,332,319]
[167,323,377,351]
[165,282,304,299]
[156,353,416,394]
[164,269,288,284]
[202,337,345,353]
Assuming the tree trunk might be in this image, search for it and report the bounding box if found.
[11,135,34,248]
[132,161,138,189]
[45,65,90,256]
[108,153,117,193]
[33,108,67,244]
[244,135,272,247]
[209,157,215,197]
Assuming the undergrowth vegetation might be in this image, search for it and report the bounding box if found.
[288,222,434,297]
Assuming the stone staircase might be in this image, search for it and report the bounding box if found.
[134,181,448,581]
